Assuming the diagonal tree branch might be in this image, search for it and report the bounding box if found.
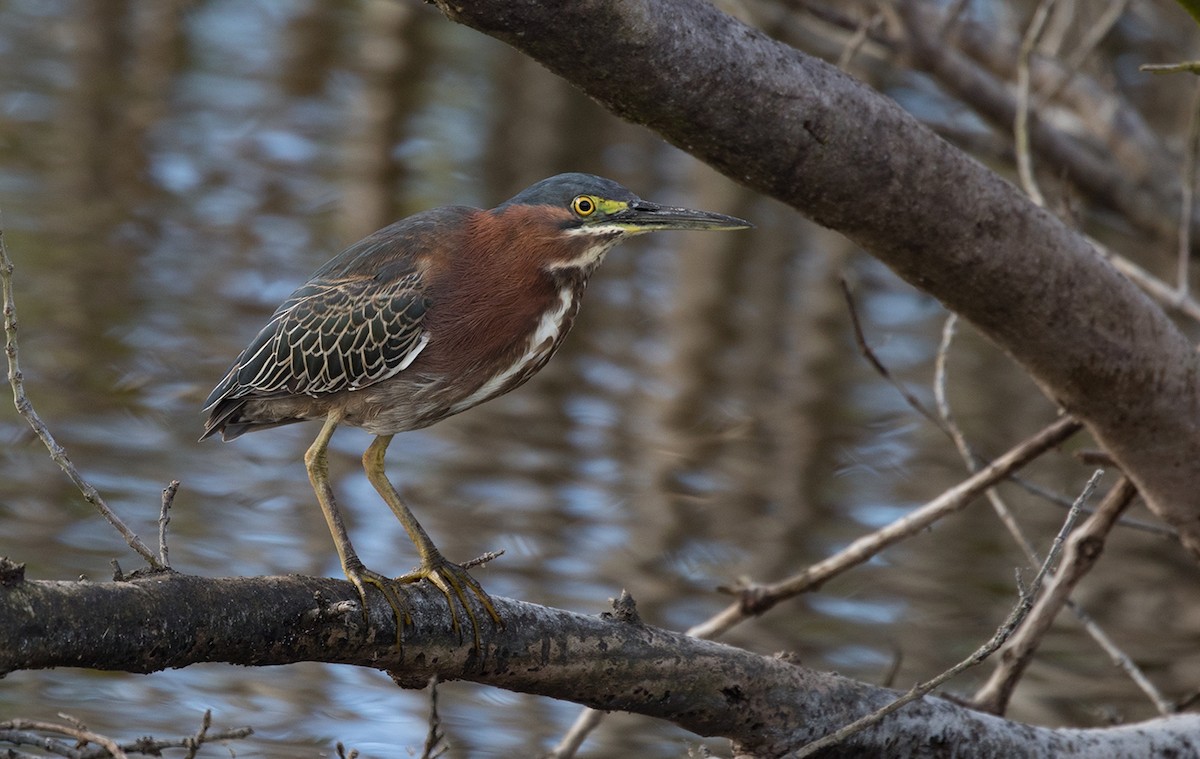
[431,0,1200,556]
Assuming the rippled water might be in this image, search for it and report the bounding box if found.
[1,2,1197,757]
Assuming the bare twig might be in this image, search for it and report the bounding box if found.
[461,548,505,571]
[793,470,1103,757]
[935,320,1170,711]
[1062,0,1129,79]
[1066,598,1176,715]
[836,9,878,70]
[1,717,128,758]
[159,480,180,570]
[690,416,1081,639]
[552,411,1080,756]
[554,307,1080,756]
[1178,83,1200,298]
[547,707,605,758]
[182,709,210,759]
[935,314,1042,560]
[936,314,1170,539]
[1096,238,1200,323]
[1015,0,1056,207]
[973,476,1137,714]
[1011,473,1169,535]
[0,227,164,571]
[422,675,448,759]
[1140,62,1200,75]
[1034,0,1129,107]
[840,278,944,431]
[0,711,251,758]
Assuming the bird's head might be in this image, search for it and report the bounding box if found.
[493,173,752,273]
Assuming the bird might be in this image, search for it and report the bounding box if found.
[201,172,751,646]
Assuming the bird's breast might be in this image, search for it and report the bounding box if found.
[445,285,578,415]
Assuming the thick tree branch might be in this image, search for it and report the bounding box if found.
[431,0,1200,555]
[3,568,1199,757]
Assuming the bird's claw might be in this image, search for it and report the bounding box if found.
[397,554,503,652]
[344,564,412,644]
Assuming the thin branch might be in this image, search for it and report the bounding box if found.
[1015,0,1056,207]
[547,707,605,759]
[935,314,1042,560]
[159,480,179,570]
[421,675,449,759]
[0,711,252,759]
[1096,237,1200,323]
[836,9,878,70]
[936,313,1172,539]
[973,476,1137,714]
[0,226,164,571]
[1066,599,1176,716]
[793,470,1103,757]
[1060,0,1129,81]
[1,718,127,759]
[689,415,1082,639]
[1027,0,1129,118]
[1140,61,1200,75]
[935,318,1171,712]
[840,278,944,431]
[1179,82,1200,298]
[795,5,1200,328]
[552,412,1081,755]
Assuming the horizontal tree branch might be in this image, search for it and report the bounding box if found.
[2,567,1198,757]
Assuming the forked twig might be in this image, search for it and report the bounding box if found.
[1,717,128,758]
[973,477,1139,714]
[934,314,1041,560]
[1,709,251,758]
[937,320,1168,711]
[793,471,1104,757]
[550,410,1080,756]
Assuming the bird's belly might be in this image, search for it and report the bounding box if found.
[348,348,554,435]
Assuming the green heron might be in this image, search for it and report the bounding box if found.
[201,172,750,645]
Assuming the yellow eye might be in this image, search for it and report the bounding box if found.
[572,195,597,217]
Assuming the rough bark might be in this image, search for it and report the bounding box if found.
[3,569,1199,758]
[429,0,1200,554]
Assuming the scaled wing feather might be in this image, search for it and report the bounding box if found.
[211,273,429,404]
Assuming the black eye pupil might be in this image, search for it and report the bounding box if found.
[578,198,593,213]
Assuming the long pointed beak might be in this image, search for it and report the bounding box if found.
[609,200,752,233]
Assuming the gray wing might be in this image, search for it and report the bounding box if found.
[201,273,429,434]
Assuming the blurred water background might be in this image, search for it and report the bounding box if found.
[1,1,1199,756]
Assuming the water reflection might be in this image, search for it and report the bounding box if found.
[1,1,1196,757]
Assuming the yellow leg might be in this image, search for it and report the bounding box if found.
[363,434,503,649]
[304,411,409,639]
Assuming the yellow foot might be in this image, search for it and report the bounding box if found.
[397,553,504,651]
[344,563,411,644]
